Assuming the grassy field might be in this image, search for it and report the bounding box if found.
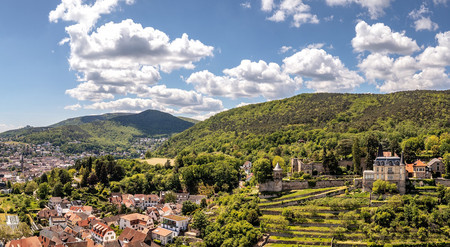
[143,158,174,166]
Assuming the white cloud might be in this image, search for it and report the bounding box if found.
[306,43,324,49]
[326,0,393,19]
[264,0,319,27]
[352,21,420,55]
[357,30,450,92]
[64,104,82,110]
[418,31,450,67]
[283,48,364,92]
[279,46,292,53]
[261,0,274,11]
[241,2,251,8]
[409,4,439,31]
[187,59,302,99]
[433,0,448,5]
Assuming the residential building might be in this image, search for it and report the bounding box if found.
[241,161,252,174]
[406,160,431,179]
[6,215,19,229]
[363,149,406,194]
[48,197,62,209]
[6,236,41,247]
[160,214,189,236]
[428,158,445,177]
[49,216,67,228]
[119,213,153,231]
[91,222,116,244]
[151,227,175,245]
[118,227,150,246]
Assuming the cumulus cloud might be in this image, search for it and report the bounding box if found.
[352,21,420,55]
[263,0,319,27]
[283,48,364,92]
[52,0,218,117]
[326,0,392,19]
[409,4,439,31]
[433,0,448,5]
[64,104,82,110]
[187,59,302,99]
[357,29,450,92]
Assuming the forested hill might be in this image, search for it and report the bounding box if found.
[156,90,450,158]
[0,110,195,153]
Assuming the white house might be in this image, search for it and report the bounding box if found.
[119,213,153,231]
[151,227,175,245]
[91,222,116,244]
[161,215,189,236]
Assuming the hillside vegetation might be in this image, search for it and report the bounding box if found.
[0,110,194,153]
[157,91,449,174]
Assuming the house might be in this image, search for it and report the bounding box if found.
[427,158,445,177]
[151,227,175,245]
[102,215,121,227]
[159,192,189,204]
[91,222,116,244]
[188,195,207,205]
[69,206,93,215]
[241,161,252,174]
[160,215,189,236]
[147,207,160,221]
[37,208,58,220]
[6,236,41,247]
[66,212,96,228]
[119,213,153,231]
[48,197,63,209]
[39,228,65,247]
[406,160,431,179]
[291,158,324,175]
[49,216,67,228]
[118,227,151,246]
[363,148,406,194]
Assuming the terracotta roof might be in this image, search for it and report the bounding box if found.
[91,222,114,238]
[118,227,147,243]
[120,213,149,222]
[414,160,427,167]
[7,236,41,247]
[406,164,414,173]
[162,214,189,222]
[151,227,173,237]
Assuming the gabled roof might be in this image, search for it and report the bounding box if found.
[118,227,147,243]
[6,236,41,247]
[91,222,114,238]
[120,213,150,222]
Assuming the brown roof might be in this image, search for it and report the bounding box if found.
[151,227,173,237]
[6,236,41,247]
[91,222,114,238]
[118,227,147,243]
[120,213,149,222]
[414,160,427,167]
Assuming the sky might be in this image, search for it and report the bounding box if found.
[0,0,449,132]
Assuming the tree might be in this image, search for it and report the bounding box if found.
[40,173,48,184]
[252,158,272,183]
[373,180,397,194]
[352,137,362,174]
[246,209,260,226]
[272,156,286,172]
[191,210,209,237]
[87,172,99,186]
[164,191,177,203]
[37,183,49,199]
[366,134,379,170]
[443,153,450,179]
[323,149,339,175]
[58,169,71,184]
[24,181,37,195]
[181,200,199,215]
[52,182,64,197]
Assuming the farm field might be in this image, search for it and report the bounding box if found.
[258,186,450,247]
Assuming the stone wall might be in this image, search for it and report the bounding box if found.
[435,178,450,186]
[260,178,355,192]
[258,180,283,192]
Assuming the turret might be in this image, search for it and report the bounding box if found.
[273,163,283,180]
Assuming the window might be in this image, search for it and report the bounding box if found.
[388,168,392,173]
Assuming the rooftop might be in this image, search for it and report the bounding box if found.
[162,214,189,222]
[152,227,173,237]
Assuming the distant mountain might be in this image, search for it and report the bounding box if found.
[49,113,131,127]
[156,90,450,157]
[0,110,195,153]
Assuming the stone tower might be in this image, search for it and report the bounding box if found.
[273,163,284,180]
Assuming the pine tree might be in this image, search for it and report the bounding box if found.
[352,137,361,175]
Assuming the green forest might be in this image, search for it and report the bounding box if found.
[156,90,450,176]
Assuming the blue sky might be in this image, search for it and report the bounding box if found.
[0,0,449,132]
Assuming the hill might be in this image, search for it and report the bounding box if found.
[156,90,450,159]
[0,110,194,153]
[49,112,131,127]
